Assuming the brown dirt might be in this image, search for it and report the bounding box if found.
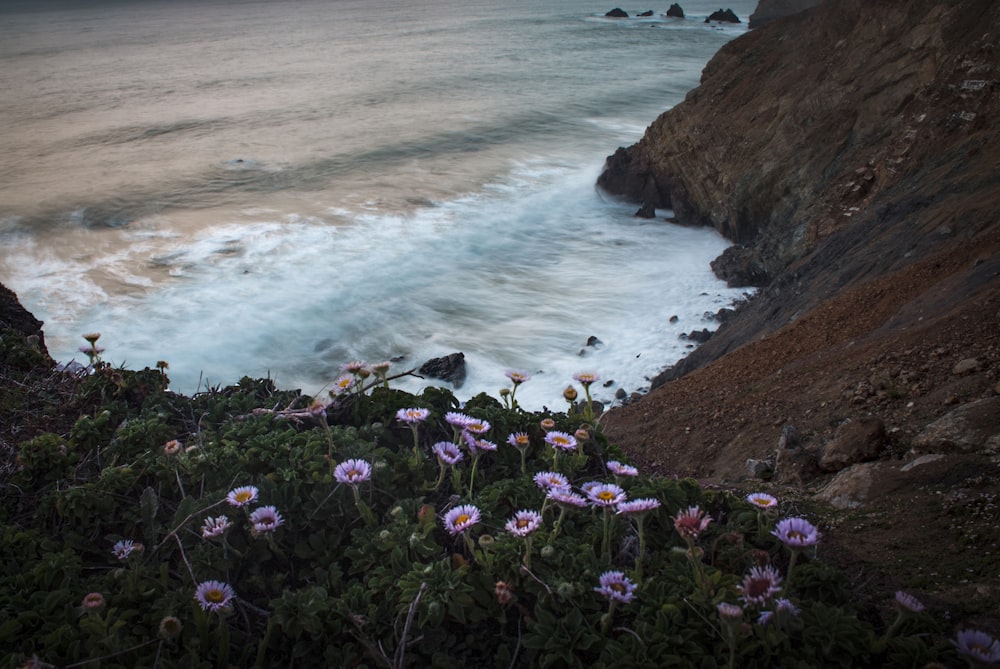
[602,231,1000,631]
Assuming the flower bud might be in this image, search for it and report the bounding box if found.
[563,386,578,402]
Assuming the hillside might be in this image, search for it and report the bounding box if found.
[598,0,1000,630]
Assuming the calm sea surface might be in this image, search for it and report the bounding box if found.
[0,0,756,408]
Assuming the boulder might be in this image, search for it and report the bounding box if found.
[680,328,713,343]
[814,462,879,509]
[819,417,887,472]
[419,352,467,389]
[605,8,628,18]
[911,397,1000,454]
[637,10,654,17]
[705,8,741,23]
[634,203,656,218]
[748,0,821,29]
[666,3,685,18]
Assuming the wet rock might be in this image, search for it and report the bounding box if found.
[666,3,685,18]
[680,328,713,343]
[911,397,1000,454]
[819,417,887,472]
[1,282,49,356]
[669,315,679,323]
[637,10,654,17]
[605,8,628,18]
[634,203,656,218]
[419,352,467,389]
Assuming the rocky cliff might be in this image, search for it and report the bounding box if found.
[598,0,1000,622]
[599,0,999,378]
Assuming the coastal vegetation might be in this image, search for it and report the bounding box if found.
[1,331,994,668]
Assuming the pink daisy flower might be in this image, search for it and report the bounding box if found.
[894,591,925,614]
[112,539,139,561]
[955,629,1000,664]
[573,372,600,387]
[507,432,530,448]
[717,602,743,620]
[673,506,711,540]
[547,488,588,507]
[505,370,531,385]
[738,564,783,605]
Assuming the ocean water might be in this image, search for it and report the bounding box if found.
[0,0,756,409]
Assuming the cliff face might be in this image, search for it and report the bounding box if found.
[599,0,999,288]
[599,0,1000,621]
[599,0,999,373]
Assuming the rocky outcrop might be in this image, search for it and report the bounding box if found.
[748,0,820,29]
[666,4,685,18]
[705,8,740,23]
[1,282,49,358]
[605,8,628,18]
[419,352,467,389]
[598,0,1000,383]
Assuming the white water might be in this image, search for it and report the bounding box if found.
[0,0,756,408]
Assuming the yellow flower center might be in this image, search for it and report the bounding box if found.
[789,530,805,541]
[516,518,530,528]
[455,514,470,525]
[206,589,225,603]
[598,491,615,501]
[610,583,626,594]
[553,436,569,445]
[348,469,360,478]
[235,491,252,503]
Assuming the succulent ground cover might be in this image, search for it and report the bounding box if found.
[1,334,996,668]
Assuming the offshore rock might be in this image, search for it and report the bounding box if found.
[705,9,740,23]
[419,352,467,389]
[748,0,820,29]
[666,4,685,18]
[637,10,654,17]
[605,8,628,18]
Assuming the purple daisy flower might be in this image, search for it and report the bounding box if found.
[586,483,627,508]
[226,485,259,507]
[772,517,820,548]
[334,458,372,485]
[607,460,639,477]
[432,441,463,465]
[445,411,474,428]
[505,370,531,385]
[396,407,430,424]
[594,570,636,604]
[443,504,481,536]
[249,505,284,534]
[746,492,778,509]
[507,432,530,448]
[717,602,743,620]
[573,372,600,387]
[544,431,578,452]
[894,590,925,614]
[955,629,1000,664]
[111,539,138,561]
[533,471,570,492]
[616,498,661,515]
[547,488,588,507]
[194,580,236,612]
[201,516,232,539]
[505,509,543,537]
